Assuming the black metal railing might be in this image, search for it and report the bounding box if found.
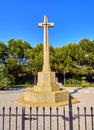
[0,106,94,130]
[73,107,94,130]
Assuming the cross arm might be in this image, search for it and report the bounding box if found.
[38,23,54,28]
[38,23,44,28]
[48,23,54,27]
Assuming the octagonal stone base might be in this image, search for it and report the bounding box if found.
[16,87,79,106]
[24,88,68,103]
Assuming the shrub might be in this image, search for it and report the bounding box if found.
[81,80,90,87]
[0,74,15,90]
[67,78,81,85]
[0,65,15,90]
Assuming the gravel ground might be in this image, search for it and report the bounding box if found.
[0,87,94,130]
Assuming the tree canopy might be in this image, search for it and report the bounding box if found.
[0,38,94,86]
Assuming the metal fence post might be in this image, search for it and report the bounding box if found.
[22,107,25,130]
[2,107,5,130]
[69,93,73,130]
[91,107,94,130]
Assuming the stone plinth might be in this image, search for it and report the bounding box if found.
[34,72,59,92]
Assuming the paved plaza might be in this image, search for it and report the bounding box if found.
[0,87,94,108]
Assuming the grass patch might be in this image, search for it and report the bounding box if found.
[64,83,94,87]
[15,84,34,88]
[64,84,81,87]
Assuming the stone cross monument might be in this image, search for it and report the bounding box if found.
[24,16,69,104]
[17,16,77,106]
[33,16,58,92]
[38,16,54,72]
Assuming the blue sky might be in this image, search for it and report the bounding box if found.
[0,0,94,47]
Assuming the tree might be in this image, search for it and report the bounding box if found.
[54,44,78,84]
[7,39,31,83]
[6,56,21,76]
[7,39,31,65]
[25,43,43,84]
[0,42,8,64]
[0,65,15,90]
[79,38,92,53]
[78,38,94,80]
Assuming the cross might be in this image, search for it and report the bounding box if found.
[38,16,54,72]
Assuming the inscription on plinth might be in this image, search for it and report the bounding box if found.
[34,71,59,92]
